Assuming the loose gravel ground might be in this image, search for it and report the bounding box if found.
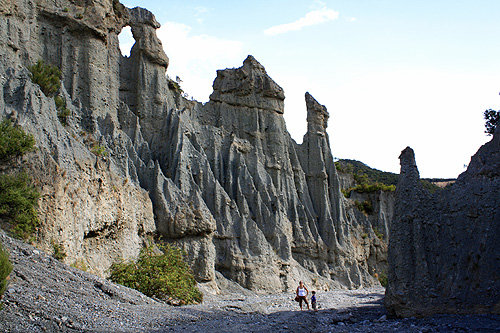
[1,233,499,332]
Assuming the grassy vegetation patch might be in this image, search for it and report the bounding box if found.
[51,239,67,261]
[336,159,444,194]
[109,243,202,304]
[351,183,396,194]
[336,159,399,186]
[0,243,13,308]
[373,227,384,239]
[354,199,374,215]
[167,76,184,94]
[377,272,388,287]
[91,145,107,157]
[71,259,89,272]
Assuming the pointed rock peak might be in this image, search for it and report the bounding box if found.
[209,56,285,113]
[399,146,420,180]
[242,55,265,72]
[305,92,329,135]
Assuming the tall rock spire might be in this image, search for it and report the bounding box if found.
[305,92,329,135]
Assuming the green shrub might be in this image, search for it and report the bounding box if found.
[109,243,202,304]
[377,272,388,287]
[54,95,71,125]
[71,259,88,272]
[57,108,71,125]
[351,182,396,194]
[341,189,351,198]
[0,243,13,307]
[0,118,39,240]
[0,118,35,163]
[0,172,40,240]
[51,240,67,261]
[484,109,499,136]
[54,95,65,109]
[373,227,384,239]
[354,199,373,215]
[338,160,397,195]
[167,78,184,94]
[62,7,69,12]
[91,145,107,157]
[28,60,61,97]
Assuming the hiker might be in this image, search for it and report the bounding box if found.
[296,281,309,310]
[311,290,317,311]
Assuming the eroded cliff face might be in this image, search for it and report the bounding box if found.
[385,138,500,317]
[334,169,393,283]
[0,0,161,276]
[0,0,380,291]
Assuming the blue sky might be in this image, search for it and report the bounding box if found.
[119,0,500,178]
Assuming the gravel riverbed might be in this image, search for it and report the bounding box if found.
[1,233,499,332]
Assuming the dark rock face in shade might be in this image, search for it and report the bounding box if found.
[386,135,500,317]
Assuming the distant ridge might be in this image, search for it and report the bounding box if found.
[336,159,454,193]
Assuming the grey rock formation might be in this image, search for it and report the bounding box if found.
[335,167,394,282]
[209,55,284,113]
[385,139,500,317]
[1,0,380,291]
[348,189,393,279]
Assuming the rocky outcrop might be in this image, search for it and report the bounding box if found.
[1,0,379,291]
[385,138,500,317]
[335,164,395,282]
[209,56,284,113]
[347,189,393,281]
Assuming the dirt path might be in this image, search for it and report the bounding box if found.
[163,288,387,332]
[1,233,499,332]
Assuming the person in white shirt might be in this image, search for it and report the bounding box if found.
[295,281,310,310]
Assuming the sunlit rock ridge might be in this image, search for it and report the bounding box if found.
[0,0,387,291]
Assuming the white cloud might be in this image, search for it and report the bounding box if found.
[264,7,339,36]
[345,16,357,22]
[193,6,208,16]
[312,0,327,9]
[193,6,208,24]
[157,22,244,101]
